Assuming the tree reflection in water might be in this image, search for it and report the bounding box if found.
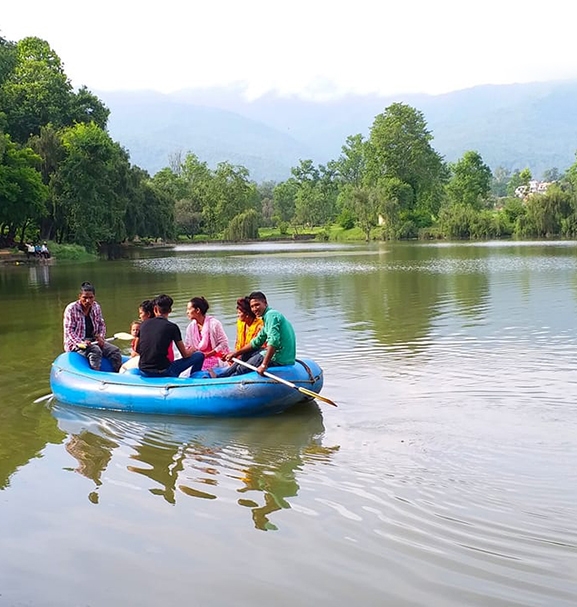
[52,402,339,529]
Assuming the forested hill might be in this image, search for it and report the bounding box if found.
[102,79,577,182]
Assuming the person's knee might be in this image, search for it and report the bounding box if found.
[193,351,204,371]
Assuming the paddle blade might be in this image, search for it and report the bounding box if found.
[34,393,53,403]
[298,386,338,407]
[113,331,134,341]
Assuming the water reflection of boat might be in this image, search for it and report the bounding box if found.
[52,402,339,530]
[50,352,324,416]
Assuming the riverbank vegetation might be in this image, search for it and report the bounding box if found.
[3,33,577,257]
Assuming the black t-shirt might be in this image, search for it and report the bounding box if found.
[137,316,182,372]
[85,314,94,339]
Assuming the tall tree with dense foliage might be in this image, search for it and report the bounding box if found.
[204,161,256,235]
[349,186,380,241]
[288,159,337,227]
[0,37,108,145]
[69,85,110,131]
[0,36,17,88]
[52,122,131,248]
[28,123,65,239]
[273,178,297,225]
[491,166,510,197]
[0,133,48,242]
[445,151,493,209]
[331,134,366,187]
[365,103,447,219]
[0,37,73,143]
[257,180,276,226]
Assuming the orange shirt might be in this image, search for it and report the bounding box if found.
[235,317,264,350]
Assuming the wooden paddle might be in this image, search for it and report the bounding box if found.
[231,357,337,407]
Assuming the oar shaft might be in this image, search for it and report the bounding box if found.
[231,357,337,407]
[231,357,296,388]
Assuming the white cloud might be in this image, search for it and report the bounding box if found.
[2,0,576,98]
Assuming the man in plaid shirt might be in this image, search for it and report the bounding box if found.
[63,282,122,372]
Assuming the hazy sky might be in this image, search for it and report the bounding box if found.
[2,0,576,99]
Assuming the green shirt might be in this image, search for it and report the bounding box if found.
[250,306,296,366]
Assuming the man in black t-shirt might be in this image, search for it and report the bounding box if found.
[138,294,204,377]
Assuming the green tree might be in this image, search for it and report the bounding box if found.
[506,168,532,198]
[519,168,532,183]
[137,179,175,240]
[175,198,203,239]
[273,178,297,224]
[1,37,73,143]
[0,36,17,87]
[542,167,561,182]
[491,166,510,197]
[331,134,366,187]
[365,103,447,218]
[506,169,523,197]
[291,159,318,227]
[289,159,337,227]
[53,122,130,249]
[28,123,65,239]
[69,85,110,130]
[258,180,276,226]
[445,151,493,209]
[205,161,255,235]
[123,165,174,242]
[378,177,414,238]
[521,185,571,237]
[0,133,48,242]
[349,186,380,241]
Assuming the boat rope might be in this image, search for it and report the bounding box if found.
[295,358,317,383]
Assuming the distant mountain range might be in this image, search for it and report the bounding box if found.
[100,79,577,182]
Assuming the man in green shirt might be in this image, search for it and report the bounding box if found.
[223,291,296,375]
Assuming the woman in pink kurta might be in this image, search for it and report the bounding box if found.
[185,296,230,370]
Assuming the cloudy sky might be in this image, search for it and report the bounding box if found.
[2,0,575,99]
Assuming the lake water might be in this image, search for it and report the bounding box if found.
[1,241,576,607]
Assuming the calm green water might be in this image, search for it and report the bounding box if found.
[1,241,576,607]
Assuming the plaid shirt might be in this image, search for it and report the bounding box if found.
[63,300,106,352]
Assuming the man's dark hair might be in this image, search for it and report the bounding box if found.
[154,294,173,314]
[80,281,95,294]
[248,291,267,302]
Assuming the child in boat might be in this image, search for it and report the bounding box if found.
[119,320,142,372]
[130,320,141,357]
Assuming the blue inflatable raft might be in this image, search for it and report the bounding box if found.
[50,352,324,417]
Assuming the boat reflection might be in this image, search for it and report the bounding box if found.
[51,402,339,530]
